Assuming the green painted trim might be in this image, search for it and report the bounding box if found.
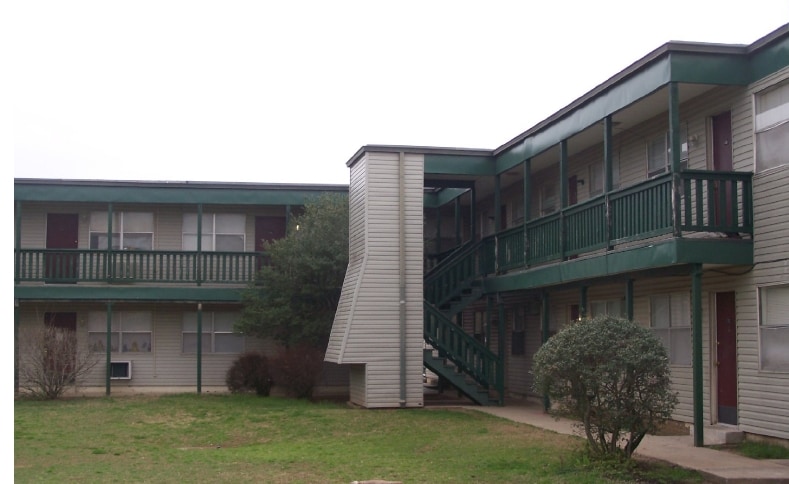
[484,238,752,293]
[15,182,347,205]
[14,285,244,302]
[749,34,789,82]
[424,154,496,176]
[424,188,468,208]
[669,52,749,85]
[495,60,671,173]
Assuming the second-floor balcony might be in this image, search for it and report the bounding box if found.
[426,170,753,306]
[15,249,263,285]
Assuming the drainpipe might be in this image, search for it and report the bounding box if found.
[399,152,407,407]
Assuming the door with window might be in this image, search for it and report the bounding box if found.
[46,214,79,282]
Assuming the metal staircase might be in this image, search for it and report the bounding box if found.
[423,240,503,405]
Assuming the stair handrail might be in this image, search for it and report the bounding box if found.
[424,238,492,307]
[423,301,501,389]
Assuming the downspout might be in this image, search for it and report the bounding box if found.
[692,264,704,446]
[399,151,407,407]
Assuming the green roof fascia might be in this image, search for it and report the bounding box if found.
[749,33,789,82]
[669,52,750,85]
[484,238,752,293]
[14,285,244,302]
[14,183,348,206]
[424,188,469,208]
[495,59,671,174]
[424,154,496,176]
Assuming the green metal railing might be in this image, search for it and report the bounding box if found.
[424,302,501,390]
[15,249,263,284]
[424,240,484,307]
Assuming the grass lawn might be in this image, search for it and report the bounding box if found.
[15,393,702,483]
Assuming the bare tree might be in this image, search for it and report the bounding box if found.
[18,325,99,399]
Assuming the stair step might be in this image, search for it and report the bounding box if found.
[689,425,744,445]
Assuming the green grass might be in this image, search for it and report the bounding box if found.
[15,394,702,483]
[734,441,789,459]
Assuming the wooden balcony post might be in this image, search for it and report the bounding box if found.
[494,173,501,273]
[196,204,203,286]
[559,140,568,259]
[669,82,682,237]
[603,116,614,249]
[197,302,203,394]
[106,204,114,281]
[497,293,505,405]
[523,158,531,267]
[435,206,442,255]
[15,201,22,283]
[454,198,461,246]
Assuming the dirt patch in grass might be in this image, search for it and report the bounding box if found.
[652,420,690,436]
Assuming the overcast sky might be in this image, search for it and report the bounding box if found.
[11,1,789,186]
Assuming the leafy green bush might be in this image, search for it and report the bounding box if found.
[225,352,272,396]
[532,315,678,459]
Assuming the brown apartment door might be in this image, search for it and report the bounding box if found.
[716,292,738,425]
[255,216,287,270]
[46,214,79,282]
[712,111,734,230]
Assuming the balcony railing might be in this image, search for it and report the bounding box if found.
[15,249,263,285]
[425,170,752,300]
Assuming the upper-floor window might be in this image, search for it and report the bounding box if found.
[182,214,246,251]
[647,130,688,178]
[650,293,691,366]
[755,81,789,173]
[89,212,154,250]
[589,157,621,197]
[88,311,152,353]
[759,284,789,371]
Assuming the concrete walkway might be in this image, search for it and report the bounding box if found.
[463,401,789,483]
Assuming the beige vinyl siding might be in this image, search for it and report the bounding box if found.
[327,151,424,408]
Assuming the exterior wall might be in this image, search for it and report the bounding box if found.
[327,151,424,408]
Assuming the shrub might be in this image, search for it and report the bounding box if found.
[18,325,99,400]
[532,315,678,459]
[225,352,272,396]
[270,344,324,399]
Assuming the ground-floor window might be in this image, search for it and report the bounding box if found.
[88,311,153,353]
[759,284,789,371]
[182,312,243,354]
[650,293,691,366]
[589,299,625,318]
[511,307,525,356]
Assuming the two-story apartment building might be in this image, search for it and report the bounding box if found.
[14,179,348,395]
[327,23,789,446]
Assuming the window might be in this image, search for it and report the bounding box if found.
[540,183,557,216]
[88,311,152,353]
[511,307,525,356]
[647,130,688,178]
[89,212,154,250]
[589,157,620,197]
[650,293,691,366]
[183,213,246,252]
[755,82,789,173]
[182,312,243,354]
[589,299,625,318]
[759,284,789,371]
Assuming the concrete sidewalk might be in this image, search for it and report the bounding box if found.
[464,401,789,483]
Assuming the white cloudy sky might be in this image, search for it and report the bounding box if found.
[11,1,789,186]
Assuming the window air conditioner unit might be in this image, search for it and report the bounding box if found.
[110,361,132,380]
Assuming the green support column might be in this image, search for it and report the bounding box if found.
[692,264,704,447]
[471,185,477,241]
[497,294,505,406]
[486,296,493,350]
[559,140,568,260]
[523,159,531,266]
[197,302,203,394]
[626,279,634,321]
[105,301,113,396]
[669,82,682,238]
[580,286,588,319]
[603,117,614,249]
[15,201,22,283]
[436,206,442,255]
[454,198,461,246]
[541,291,550,411]
[494,174,501,273]
[106,204,113,280]
[197,204,203,286]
